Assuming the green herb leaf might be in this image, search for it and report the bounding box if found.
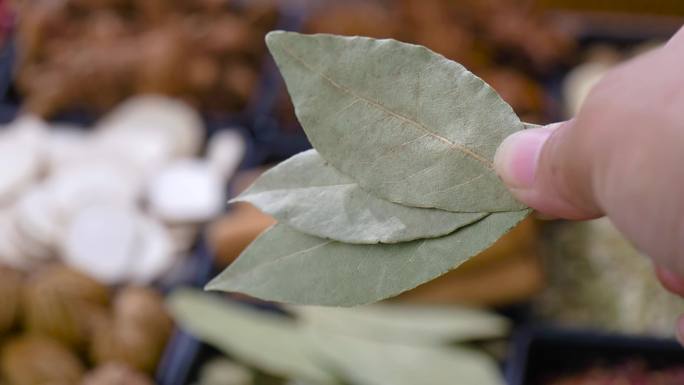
[206,210,529,306]
[169,289,505,385]
[289,304,509,344]
[234,149,486,244]
[266,31,525,213]
[167,289,336,384]
[309,333,504,385]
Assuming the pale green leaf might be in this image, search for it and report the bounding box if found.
[266,31,525,212]
[309,332,505,385]
[206,210,529,306]
[234,149,486,244]
[167,289,336,384]
[289,304,509,344]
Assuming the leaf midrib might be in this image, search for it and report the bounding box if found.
[278,39,494,169]
[224,232,334,285]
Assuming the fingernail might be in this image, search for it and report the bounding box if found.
[494,125,557,189]
[655,266,684,296]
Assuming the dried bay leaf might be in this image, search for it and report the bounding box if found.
[234,149,487,244]
[169,289,504,385]
[167,289,336,384]
[289,304,509,344]
[206,209,530,306]
[308,333,504,385]
[266,31,525,212]
[208,33,534,306]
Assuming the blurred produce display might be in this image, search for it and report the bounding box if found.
[90,286,174,373]
[23,264,110,350]
[0,0,681,383]
[536,218,684,336]
[0,264,169,385]
[0,96,244,282]
[12,0,278,117]
[1,334,85,385]
[82,363,155,385]
[545,360,684,385]
[0,93,247,385]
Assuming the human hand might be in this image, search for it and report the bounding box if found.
[494,27,684,339]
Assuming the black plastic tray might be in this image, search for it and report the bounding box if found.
[506,326,684,385]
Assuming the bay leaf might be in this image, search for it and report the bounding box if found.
[167,289,336,384]
[266,31,525,212]
[206,209,529,306]
[289,303,509,344]
[234,149,487,244]
[308,332,504,385]
[168,289,504,385]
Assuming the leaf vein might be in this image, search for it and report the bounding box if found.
[236,238,334,281]
[422,174,487,198]
[278,41,493,169]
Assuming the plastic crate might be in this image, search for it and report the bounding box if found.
[506,326,684,385]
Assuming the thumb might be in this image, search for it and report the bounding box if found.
[494,121,604,220]
[654,266,684,344]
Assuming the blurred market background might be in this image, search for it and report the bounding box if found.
[0,1,683,385]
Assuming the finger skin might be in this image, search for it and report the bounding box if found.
[512,119,603,220]
[496,27,684,276]
[655,266,684,297]
[678,315,684,346]
[495,26,684,341]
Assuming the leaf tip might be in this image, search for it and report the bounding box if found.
[203,280,220,292]
[204,273,241,294]
[265,30,293,50]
